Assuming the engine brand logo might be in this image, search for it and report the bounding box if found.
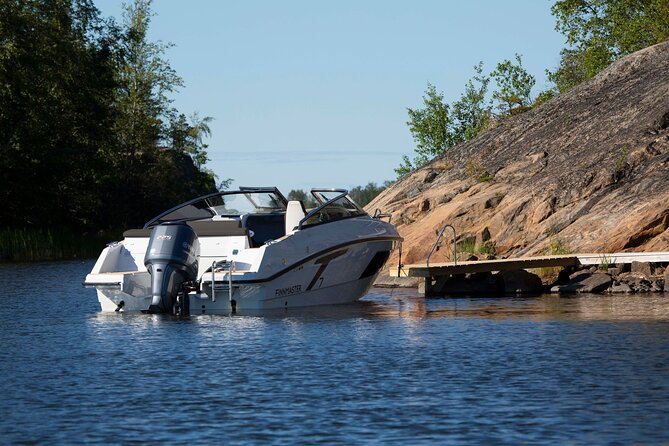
[157,235,172,240]
[275,285,302,297]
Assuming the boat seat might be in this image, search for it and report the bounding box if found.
[242,213,286,247]
[123,221,248,239]
[285,200,306,234]
[187,220,248,236]
[123,228,153,238]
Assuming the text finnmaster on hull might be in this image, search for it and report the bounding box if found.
[84,188,402,314]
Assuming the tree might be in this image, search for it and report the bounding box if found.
[394,155,415,178]
[101,0,217,228]
[287,189,317,207]
[349,182,391,208]
[491,54,536,116]
[451,62,492,143]
[0,0,118,229]
[114,0,182,155]
[168,113,213,168]
[0,0,220,248]
[549,0,669,92]
[395,83,453,177]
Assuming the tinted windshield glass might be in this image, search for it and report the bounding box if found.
[154,203,215,223]
[302,191,366,227]
[147,191,286,226]
[212,192,286,215]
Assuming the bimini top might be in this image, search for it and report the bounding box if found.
[143,187,366,229]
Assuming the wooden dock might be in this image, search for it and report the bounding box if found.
[389,252,669,295]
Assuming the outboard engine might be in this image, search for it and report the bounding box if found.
[144,222,199,314]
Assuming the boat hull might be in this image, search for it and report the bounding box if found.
[94,239,393,313]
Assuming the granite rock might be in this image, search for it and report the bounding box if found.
[367,41,669,268]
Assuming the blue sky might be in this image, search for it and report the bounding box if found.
[96,0,565,194]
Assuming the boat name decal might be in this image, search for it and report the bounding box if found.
[275,285,302,297]
[157,235,172,240]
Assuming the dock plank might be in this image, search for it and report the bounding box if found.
[390,255,579,277]
[389,252,669,278]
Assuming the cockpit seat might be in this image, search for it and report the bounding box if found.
[242,213,286,247]
[285,200,307,234]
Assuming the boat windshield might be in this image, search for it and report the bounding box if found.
[300,189,366,228]
[144,190,287,227]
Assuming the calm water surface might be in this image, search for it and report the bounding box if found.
[1,261,669,445]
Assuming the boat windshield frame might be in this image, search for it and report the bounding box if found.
[298,189,367,230]
[143,187,288,228]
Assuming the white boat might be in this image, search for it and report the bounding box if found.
[84,187,401,314]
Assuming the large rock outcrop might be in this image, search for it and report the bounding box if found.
[369,41,669,268]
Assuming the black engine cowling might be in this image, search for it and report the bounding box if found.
[144,222,199,314]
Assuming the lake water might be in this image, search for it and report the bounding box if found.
[2,260,669,445]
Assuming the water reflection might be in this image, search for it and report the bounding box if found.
[3,262,669,445]
[87,288,669,325]
[367,290,669,321]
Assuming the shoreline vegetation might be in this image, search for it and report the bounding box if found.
[1,0,393,263]
[1,0,219,262]
[396,0,669,178]
[0,227,120,262]
[1,181,391,263]
[4,1,668,263]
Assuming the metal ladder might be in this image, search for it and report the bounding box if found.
[210,260,235,304]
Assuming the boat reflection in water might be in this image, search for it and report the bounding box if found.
[88,287,669,322]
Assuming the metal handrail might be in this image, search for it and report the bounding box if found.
[426,224,457,268]
[372,209,392,223]
[210,260,235,303]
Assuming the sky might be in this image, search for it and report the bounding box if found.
[96,0,565,194]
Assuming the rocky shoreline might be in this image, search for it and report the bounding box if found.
[375,261,669,295]
[552,262,667,294]
[367,42,669,272]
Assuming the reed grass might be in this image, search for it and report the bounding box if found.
[0,227,118,262]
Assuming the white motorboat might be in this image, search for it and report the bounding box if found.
[84,188,401,314]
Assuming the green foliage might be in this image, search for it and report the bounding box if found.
[457,238,476,255]
[394,155,415,179]
[397,57,548,177]
[396,83,453,176]
[549,0,669,92]
[168,113,213,168]
[549,236,570,255]
[0,0,218,243]
[598,254,616,270]
[451,62,492,144]
[396,64,494,178]
[612,144,631,183]
[287,190,318,208]
[0,227,116,262]
[101,0,217,229]
[465,159,493,183]
[114,0,183,154]
[348,181,391,208]
[546,225,571,255]
[478,240,497,257]
[491,54,536,116]
[288,182,390,209]
[0,0,118,230]
[533,88,557,107]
